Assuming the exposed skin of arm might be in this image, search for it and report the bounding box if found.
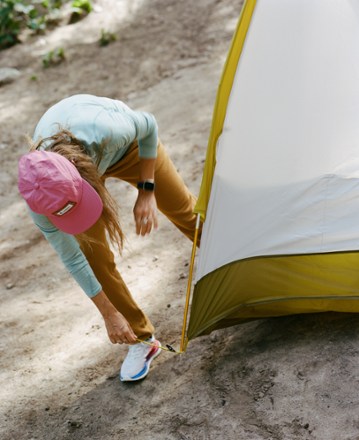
[133,157,159,236]
[91,290,137,344]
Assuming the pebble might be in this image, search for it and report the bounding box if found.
[0,68,21,86]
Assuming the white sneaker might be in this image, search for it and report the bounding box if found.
[120,336,161,382]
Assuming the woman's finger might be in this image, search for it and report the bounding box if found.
[141,217,153,236]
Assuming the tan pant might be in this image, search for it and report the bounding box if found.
[77,141,198,339]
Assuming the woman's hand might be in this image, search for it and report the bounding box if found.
[133,190,158,236]
[91,290,137,344]
[103,311,137,344]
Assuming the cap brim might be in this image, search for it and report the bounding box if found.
[49,179,103,234]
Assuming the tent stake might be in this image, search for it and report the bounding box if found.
[180,213,201,352]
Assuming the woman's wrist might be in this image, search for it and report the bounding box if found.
[91,290,119,318]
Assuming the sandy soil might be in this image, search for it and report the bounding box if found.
[1,1,359,439]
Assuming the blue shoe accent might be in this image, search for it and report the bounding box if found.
[126,364,148,381]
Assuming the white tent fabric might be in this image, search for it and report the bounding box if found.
[195,0,359,283]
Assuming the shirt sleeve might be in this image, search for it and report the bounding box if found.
[28,209,102,298]
[94,100,159,160]
[125,108,159,159]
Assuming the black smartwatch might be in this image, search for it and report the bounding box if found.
[137,180,155,191]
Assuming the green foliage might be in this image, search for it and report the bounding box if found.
[42,46,65,67]
[99,29,117,47]
[0,0,93,50]
[71,0,91,14]
[68,0,92,23]
[0,0,23,48]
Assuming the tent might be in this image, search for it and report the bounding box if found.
[182,0,359,346]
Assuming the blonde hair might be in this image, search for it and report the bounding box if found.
[29,129,124,252]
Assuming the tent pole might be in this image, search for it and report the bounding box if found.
[180,213,201,352]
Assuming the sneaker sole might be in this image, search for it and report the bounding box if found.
[120,341,162,382]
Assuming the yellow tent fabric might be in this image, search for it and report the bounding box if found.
[188,252,359,340]
[187,0,359,340]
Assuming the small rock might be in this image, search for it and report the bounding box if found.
[210,333,218,343]
[6,283,14,290]
[297,371,305,380]
[0,68,21,86]
[66,419,82,429]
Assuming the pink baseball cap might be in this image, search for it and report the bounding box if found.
[18,150,103,234]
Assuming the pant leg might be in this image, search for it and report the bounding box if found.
[76,219,154,339]
[105,140,199,242]
[79,140,198,340]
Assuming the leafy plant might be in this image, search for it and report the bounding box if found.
[0,0,93,50]
[42,46,65,68]
[99,29,117,47]
[69,0,92,23]
[0,0,24,48]
[71,0,91,13]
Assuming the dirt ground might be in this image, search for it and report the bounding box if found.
[1,1,359,439]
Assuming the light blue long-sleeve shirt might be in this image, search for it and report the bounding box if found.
[33,94,158,173]
[29,94,158,297]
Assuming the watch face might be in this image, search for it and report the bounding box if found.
[143,181,155,191]
[137,181,155,191]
